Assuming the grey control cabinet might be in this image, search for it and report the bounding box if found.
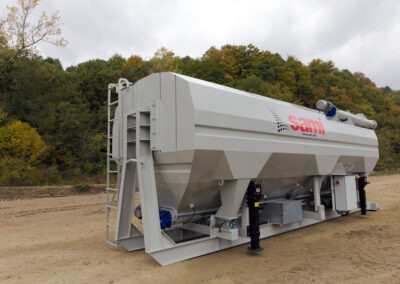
[334,176,358,211]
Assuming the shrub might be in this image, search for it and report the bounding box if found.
[0,120,48,186]
[75,183,89,192]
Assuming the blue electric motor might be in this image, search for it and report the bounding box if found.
[159,209,172,230]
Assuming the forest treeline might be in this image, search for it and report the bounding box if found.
[0,44,399,186]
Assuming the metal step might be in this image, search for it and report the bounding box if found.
[106,187,118,192]
[107,154,118,160]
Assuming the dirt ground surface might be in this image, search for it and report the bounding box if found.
[0,175,399,284]
[0,184,106,200]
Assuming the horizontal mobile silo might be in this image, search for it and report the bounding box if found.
[105,72,379,265]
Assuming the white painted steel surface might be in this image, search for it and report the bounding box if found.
[107,72,379,265]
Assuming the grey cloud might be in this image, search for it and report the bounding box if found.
[1,0,399,89]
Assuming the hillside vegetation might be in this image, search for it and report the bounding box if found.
[0,45,399,185]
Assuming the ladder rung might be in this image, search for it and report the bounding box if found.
[107,187,118,191]
[106,205,118,209]
[127,140,136,143]
[106,223,116,228]
[107,170,118,173]
[109,118,118,122]
[108,136,118,139]
[109,101,119,106]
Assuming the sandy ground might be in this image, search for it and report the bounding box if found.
[0,175,399,284]
[0,184,106,200]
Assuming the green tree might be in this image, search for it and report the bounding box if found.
[150,47,180,73]
[0,105,8,126]
[1,43,399,185]
[0,120,47,185]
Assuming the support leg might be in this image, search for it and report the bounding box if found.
[313,176,325,220]
[357,175,368,215]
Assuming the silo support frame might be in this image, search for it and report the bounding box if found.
[150,209,354,265]
[115,110,174,253]
[115,158,145,252]
[115,160,138,240]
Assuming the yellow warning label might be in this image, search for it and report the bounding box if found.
[254,202,259,207]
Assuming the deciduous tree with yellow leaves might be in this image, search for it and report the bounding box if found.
[0,0,67,70]
[0,121,48,185]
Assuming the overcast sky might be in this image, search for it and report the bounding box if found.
[1,0,400,89]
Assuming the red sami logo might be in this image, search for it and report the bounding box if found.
[288,115,325,135]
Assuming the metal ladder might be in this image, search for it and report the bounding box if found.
[105,79,129,247]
